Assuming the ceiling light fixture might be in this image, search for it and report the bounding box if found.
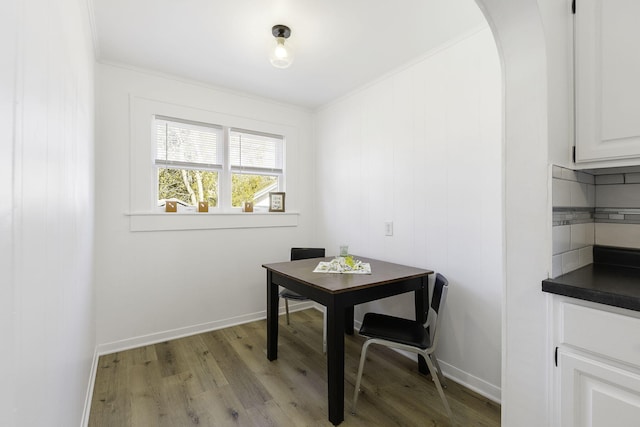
[270,25,294,69]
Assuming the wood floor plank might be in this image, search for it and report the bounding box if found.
[89,352,132,427]
[89,309,500,427]
[246,400,297,426]
[154,340,187,378]
[227,323,332,423]
[182,387,237,426]
[172,334,229,392]
[127,361,166,426]
[157,371,209,426]
[200,329,273,410]
[127,344,158,366]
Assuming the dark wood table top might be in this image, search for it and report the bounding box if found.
[262,256,433,294]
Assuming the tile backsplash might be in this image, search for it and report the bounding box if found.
[552,165,640,277]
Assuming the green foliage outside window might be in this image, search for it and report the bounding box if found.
[158,169,277,208]
[158,169,218,206]
[231,174,277,207]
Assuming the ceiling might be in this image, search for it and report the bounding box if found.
[91,0,487,109]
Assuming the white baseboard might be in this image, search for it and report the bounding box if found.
[337,305,502,404]
[96,300,314,355]
[81,347,100,427]
[374,345,501,404]
[437,359,501,404]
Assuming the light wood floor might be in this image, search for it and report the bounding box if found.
[89,309,500,426]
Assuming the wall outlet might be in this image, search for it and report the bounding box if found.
[384,221,393,236]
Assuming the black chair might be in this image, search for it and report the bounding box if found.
[280,248,326,351]
[352,273,452,419]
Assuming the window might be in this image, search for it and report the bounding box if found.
[230,129,283,209]
[154,117,284,211]
[155,117,223,208]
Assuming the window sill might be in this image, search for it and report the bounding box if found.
[127,211,299,232]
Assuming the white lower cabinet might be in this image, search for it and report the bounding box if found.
[559,350,640,427]
[554,301,640,427]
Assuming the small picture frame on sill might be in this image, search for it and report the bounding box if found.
[165,201,177,212]
[269,192,285,212]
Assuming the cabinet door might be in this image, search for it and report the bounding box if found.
[559,350,640,427]
[575,0,640,163]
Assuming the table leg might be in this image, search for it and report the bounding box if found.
[266,271,279,361]
[415,280,430,375]
[326,301,345,425]
[344,306,354,335]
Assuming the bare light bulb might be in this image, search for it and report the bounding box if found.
[274,39,289,60]
[270,26,295,69]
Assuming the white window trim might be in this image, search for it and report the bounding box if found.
[129,96,298,231]
[153,121,284,213]
[127,211,299,232]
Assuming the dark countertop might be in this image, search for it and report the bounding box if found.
[543,246,640,311]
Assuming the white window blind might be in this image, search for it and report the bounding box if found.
[230,129,283,174]
[155,117,223,170]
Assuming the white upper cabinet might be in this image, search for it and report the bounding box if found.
[575,0,640,164]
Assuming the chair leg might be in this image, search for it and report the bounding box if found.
[284,299,290,325]
[352,340,372,415]
[424,352,453,420]
[430,353,447,388]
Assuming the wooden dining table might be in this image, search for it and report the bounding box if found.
[262,255,434,425]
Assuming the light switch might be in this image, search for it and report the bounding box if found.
[385,221,393,236]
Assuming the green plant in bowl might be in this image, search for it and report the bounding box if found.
[344,255,355,268]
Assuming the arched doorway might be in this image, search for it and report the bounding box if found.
[474,1,551,425]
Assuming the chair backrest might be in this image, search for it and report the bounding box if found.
[431,273,448,314]
[425,273,449,350]
[291,247,325,261]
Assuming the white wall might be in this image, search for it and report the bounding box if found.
[313,28,503,401]
[94,64,316,350]
[476,0,552,425]
[0,2,18,424]
[1,0,96,425]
